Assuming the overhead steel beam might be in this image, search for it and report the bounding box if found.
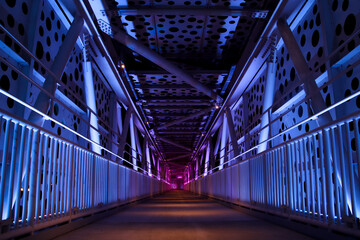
[151,112,203,117]
[166,154,193,162]
[157,137,192,152]
[134,84,193,89]
[158,131,201,134]
[128,69,228,75]
[145,102,212,106]
[141,96,210,101]
[108,7,268,18]
[99,21,222,103]
[157,107,213,130]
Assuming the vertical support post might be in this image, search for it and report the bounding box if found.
[27,130,40,225]
[141,138,147,172]
[242,93,251,158]
[219,113,228,170]
[225,107,240,161]
[209,140,214,174]
[145,141,151,176]
[204,141,210,176]
[195,157,199,180]
[258,36,277,153]
[118,109,132,161]
[322,129,335,223]
[129,113,137,171]
[157,157,160,180]
[83,34,101,154]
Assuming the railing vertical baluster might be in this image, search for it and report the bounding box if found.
[352,118,360,224]
[63,144,69,216]
[6,122,19,219]
[34,132,44,224]
[336,125,348,218]
[60,143,66,217]
[82,151,86,209]
[271,150,275,206]
[307,136,315,219]
[14,125,26,227]
[28,130,41,226]
[46,137,54,220]
[319,132,327,221]
[322,129,335,223]
[279,147,283,207]
[313,134,321,220]
[299,140,305,215]
[277,149,281,207]
[68,146,74,220]
[41,135,49,222]
[264,153,272,207]
[55,141,62,218]
[330,127,341,222]
[0,118,11,220]
[294,141,299,214]
[92,154,96,208]
[286,144,293,212]
[50,139,58,220]
[21,128,33,225]
[345,121,358,224]
[303,138,310,215]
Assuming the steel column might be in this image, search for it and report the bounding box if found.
[118,108,132,160]
[130,113,138,171]
[219,113,228,170]
[145,141,151,176]
[83,34,101,154]
[258,36,277,153]
[225,107,240,161]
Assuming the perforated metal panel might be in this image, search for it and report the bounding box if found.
[92,0,280,171]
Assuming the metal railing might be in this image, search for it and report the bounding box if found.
[185,111,360,237]
[0,108,169,238]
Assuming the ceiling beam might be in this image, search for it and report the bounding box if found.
[166,154,193,162]
[105,7,268,18]
[135,84,193,89]
[145,102,212,106]
[141,96,210,101]
[157,137,192,152]
[128,69,229,75]
[150,112,204,117]
[100,21,222,103]
[157,107,213,130]
[158,131,201,134]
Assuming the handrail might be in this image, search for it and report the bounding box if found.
[185,110,360,237]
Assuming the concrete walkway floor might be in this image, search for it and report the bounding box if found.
[55,190,313,240]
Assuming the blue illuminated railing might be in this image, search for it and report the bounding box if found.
[185,110,360,236]
[0,109,169,238]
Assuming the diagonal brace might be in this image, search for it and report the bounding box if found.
[98,20,222,103]
[156,107,214,130]
[157,137,192,152]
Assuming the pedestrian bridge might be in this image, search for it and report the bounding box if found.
[0,0,360,239]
